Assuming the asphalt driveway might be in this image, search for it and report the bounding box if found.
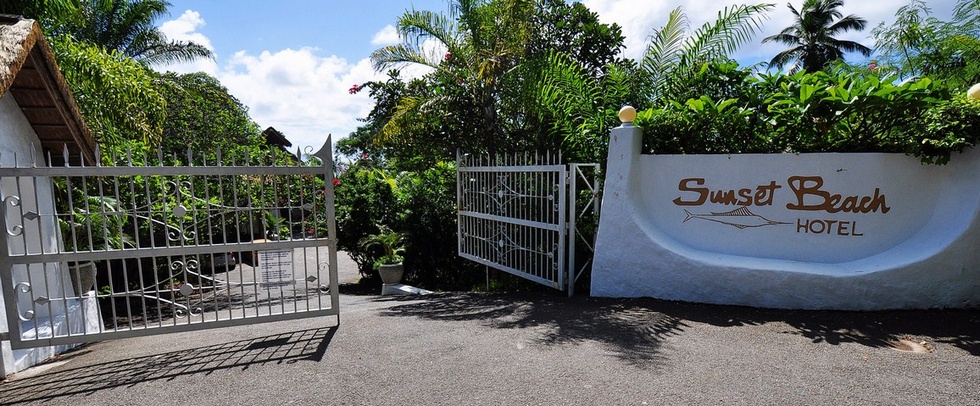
[2,254,978,405]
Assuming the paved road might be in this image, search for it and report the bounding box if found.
[2,253,978,405]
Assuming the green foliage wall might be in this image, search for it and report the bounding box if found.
[334,160,485,290]
[636,62,980,165]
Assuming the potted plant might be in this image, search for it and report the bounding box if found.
[359,225,405,284]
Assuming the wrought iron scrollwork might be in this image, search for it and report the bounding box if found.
[3,195,23,236]
[15,282,35,321]
[164,180,197,242]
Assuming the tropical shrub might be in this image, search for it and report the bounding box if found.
[635,62,980,164]
[334,161,400,276]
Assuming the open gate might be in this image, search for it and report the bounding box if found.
[456,152,600,295]
[0,139,339,350]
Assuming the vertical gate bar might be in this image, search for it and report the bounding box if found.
[64,175,77,252]
[120,247,135,330]
[59,167,85,335]
[201,171,218,319]
[568,164,579,296]
[145,174,164,329]
[96,175,110,252]
[319,137,339,314]
[558,164,567,290]
[80,176,94,254]
[1,171,16,347]
[456,151,462,261]
[230,172,246,320]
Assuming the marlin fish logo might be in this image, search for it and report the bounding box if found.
[683,206,790,230]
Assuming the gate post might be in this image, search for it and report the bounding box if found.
[592,107,643,293]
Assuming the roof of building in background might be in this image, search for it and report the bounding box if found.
[0,15,95,165]
[262,126,299,160]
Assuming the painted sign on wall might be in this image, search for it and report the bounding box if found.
[637,152,950,263]
[592,124,980,309]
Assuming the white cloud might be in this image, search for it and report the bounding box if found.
[158,10,218,75]
[371,25,401,46]
[584,0,961,65]
[155,11,390,154]
[217,48,385,153]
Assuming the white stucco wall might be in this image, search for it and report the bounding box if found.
[0,93,96,377]
[591,123,980,310]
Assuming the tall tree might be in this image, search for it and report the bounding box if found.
[65,0,212,65]
[50,35,166,148]
[369,0,535,157]
[873,0,980,88]
[763,0,872,72]
[156,72,262,155]
[871,0,934,78]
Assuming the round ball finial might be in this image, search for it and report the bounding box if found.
[968,83,980,100]
[618,105,636,124]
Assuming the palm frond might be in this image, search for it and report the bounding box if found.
[641,7,689,78]
[682,3,774,64]
[827,14,868,34]
[137,40,213,65]
[371,8,462,73]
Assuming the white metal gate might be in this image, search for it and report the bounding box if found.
[456,152,600,294]
[0,140,339,350]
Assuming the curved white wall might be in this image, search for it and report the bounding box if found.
[1,94,96,376]
[591,124,980,310]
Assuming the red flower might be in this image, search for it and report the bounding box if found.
[362,153,369,160]
[332,178,341,187]
[348,84,360,94]
[445,52,452,60]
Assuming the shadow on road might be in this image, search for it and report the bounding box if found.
[0,327,337,404]
[377,292,687,368]
[377,292,980,361]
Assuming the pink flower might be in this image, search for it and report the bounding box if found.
[362,153,369,160]
[445,52,452,60]
[348,84,360,94]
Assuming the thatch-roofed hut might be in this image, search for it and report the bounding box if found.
[0,14,95,165]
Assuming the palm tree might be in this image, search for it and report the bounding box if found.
[763,0,872,73]
[2,0,211,66]
[67,0,212,65]
[641,4,774,104]
[369,0,534,155]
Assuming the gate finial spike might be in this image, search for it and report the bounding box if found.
[94,145,101,167]
[62,144,70,166]
[311,136,332,165]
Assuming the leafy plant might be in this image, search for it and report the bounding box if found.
[359,225,405,267]
[634,61,977,164]
[262,210,289,240]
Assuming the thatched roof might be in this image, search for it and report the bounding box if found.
[0,15,95,165]
[262,126,299,161]
[262,126,292,149]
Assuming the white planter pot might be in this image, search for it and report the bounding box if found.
[378,263,404,285]
[69,261,97,295]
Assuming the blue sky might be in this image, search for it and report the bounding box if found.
[157,0,959,153]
